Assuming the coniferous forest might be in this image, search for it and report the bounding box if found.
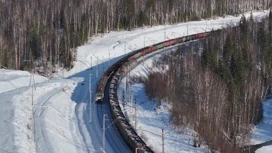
[141,13,272,153]
[0,0,272,74]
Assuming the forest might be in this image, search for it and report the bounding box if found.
[0,0,272,75]
[140,12,272,153]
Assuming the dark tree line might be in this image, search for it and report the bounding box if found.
[141,12,272,153]
[0,0,272,74]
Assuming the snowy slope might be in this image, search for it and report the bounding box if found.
[250,99,272,153]
[0,69,47,93]
[0,10,270,153]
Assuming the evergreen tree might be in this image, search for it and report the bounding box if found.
[223,33,233,66]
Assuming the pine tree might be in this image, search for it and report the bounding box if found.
[223,33,233,67]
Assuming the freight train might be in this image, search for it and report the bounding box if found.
[95,31,209,153]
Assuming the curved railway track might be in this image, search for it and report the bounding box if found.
[96,81,132,153]
[95,31,211,153]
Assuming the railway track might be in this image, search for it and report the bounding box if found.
[95,31,210,153]
[96,80,132,153]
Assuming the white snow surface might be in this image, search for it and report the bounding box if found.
[250,99,272,153]
[0,10,271,153]
[255,146,272,153]
[0,69,47,93]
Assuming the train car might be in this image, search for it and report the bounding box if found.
[95,75,108,102]
[109,88,115,94]
[129,59,138,68]
[176,36,184,44]
[201,32,209,38]
[144,47,153,54]
[110,82,116,89]
[125,129,146,148]
[114,110,126,120]
[140,146,154,153]
[156,43,164,49]
[110,100,119,107]
[150,46,156,53]
[140,49,146,56]
[170,39,177,46]
[110,97,118,104]
[163,41,170,47]
[188,35,193,41]
[134,52,141,59]
[112,105,122,113]
[163,39,177,47]
[195,33,202,38]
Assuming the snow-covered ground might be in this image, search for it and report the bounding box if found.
[256,146,272,153]
[250,99,272,153]
[0,69,47,93]
[0,10,271,153]
[117,53,210,153]
[0,71,86,153]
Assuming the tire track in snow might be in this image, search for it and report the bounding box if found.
[74,103,91,153]
[73,79,93,153]
[34,87,63,153]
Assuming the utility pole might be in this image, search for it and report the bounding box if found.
[124,43,127,54]
[134,101,137,128]
[131,94,134,113]
[125,67,128,102]
[187,22,189,36]
[32,71,34,106]
[102,114,107,153]
[89,74,92,123]
[164,21,166,40]
[62,64,64,78]
[108,51,110,67]
[96,58,98,78]
[206,19,208,31]
[144,34,145,48]
[101,114,118,153]
[127,73,131,108]
[103,56,104,71]
[29,68,36,105]
[185,15,188,36]
[30,68,37,153]
[162,129,164,153]
[3,69,5,81]
[143,25,145,47]
[128,82,130,105]
[210,0,213,30]
[124,77,127,102]
[91,56,92,70]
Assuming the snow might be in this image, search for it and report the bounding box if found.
[250,99,272,153]
[0,10,271,153]
[0,70,48,153]
[256,146,272,153]
[0,69,47,93]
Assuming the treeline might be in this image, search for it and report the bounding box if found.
[0,0,272,74]
[141,12,272,153]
